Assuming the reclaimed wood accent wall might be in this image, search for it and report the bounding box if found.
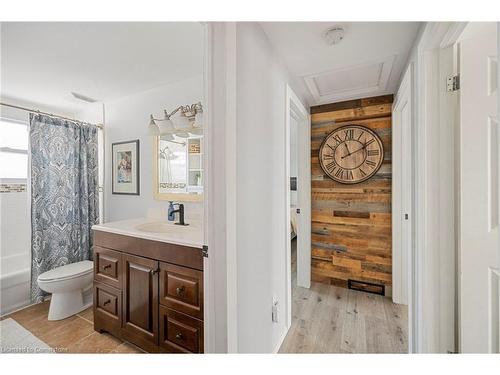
[310,95,393,294]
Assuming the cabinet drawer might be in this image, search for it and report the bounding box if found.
[93,282,122,338]
[94,246,122,289]
[159,262,203,319]
[159,306,203,353]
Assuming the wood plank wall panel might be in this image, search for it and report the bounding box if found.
[310,95,393,294]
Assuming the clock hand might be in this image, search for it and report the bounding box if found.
[344,143,350,155]
[341,141,368,159]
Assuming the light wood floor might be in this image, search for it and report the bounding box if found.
[1,302,143,353]
[279,239,408,353]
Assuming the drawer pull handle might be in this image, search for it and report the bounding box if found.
[103,264,111,270]
[176,286,185,295]
[175,333,183,340]
[103,299,111,306]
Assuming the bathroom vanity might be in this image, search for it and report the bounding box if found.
[91,218,204,353]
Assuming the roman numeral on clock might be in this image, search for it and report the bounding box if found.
[325,161,336,171]
[367,149,379,156]
[366,160,377,167]
[344,129,354,140]
[333,135,343,145]
[359,168,366,177]
[335,168,344,178]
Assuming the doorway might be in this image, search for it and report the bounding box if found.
[284,85,311,330]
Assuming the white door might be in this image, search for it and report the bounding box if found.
[459,22,499,353]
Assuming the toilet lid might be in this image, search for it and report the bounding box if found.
[38,260,93,282]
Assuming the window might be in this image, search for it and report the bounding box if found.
[0,118,28,180]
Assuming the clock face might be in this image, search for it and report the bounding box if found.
[318,125,384,184]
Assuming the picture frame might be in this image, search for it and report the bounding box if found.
[112,140,140,195]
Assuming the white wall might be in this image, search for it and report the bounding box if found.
[233,22,307,352]
[103,75,203,222]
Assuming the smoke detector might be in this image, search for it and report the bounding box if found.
[323,26,345,46]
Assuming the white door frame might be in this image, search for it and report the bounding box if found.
[284,84,310,330]
[413,22,467,353]
[392,63,412,308]
[202,22,239,353]
[202,21,215,354]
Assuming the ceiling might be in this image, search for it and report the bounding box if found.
[0,22,204,114]
[260,22,421,105]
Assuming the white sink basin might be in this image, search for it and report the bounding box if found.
[135,221,193,233]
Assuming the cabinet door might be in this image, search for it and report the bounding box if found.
[122,254,159,350]
[94,246,122,289]
[159,262,203,319]
[93,282,122,338]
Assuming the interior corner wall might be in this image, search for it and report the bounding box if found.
[233,22,307,353]
[102,75,203,222]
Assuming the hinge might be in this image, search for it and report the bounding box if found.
[202,245,208,258]
[447,74,460,92]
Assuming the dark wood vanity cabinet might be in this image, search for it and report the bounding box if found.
[92,230,204,353]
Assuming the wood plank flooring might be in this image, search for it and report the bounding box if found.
[279,239,407,353]
[1,302,143,353]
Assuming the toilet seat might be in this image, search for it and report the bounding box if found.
[37,260,93,283]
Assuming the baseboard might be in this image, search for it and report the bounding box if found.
[272,325,290,353]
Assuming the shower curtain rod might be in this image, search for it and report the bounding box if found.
[0,102,104,129]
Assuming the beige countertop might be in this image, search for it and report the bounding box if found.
[92,217,203,249]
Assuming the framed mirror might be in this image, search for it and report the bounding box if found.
[153,134,203,201]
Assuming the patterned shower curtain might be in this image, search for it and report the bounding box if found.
[30,113,99,302]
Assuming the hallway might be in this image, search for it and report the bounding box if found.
[279,240,407,353]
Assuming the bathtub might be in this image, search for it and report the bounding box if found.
[0,253,31,316]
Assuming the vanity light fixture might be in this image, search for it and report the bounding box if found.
[148,102,203,138]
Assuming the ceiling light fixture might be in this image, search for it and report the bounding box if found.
[323,26,345,46]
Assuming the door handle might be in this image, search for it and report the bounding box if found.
[296,208,301,214]
[404,213,409,220]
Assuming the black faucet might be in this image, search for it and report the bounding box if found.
[170,203,188,226]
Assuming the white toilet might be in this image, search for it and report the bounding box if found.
[37,260,94,321]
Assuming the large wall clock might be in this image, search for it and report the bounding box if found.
[318,124,384,184]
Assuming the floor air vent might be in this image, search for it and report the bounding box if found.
[348,279,385,296]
